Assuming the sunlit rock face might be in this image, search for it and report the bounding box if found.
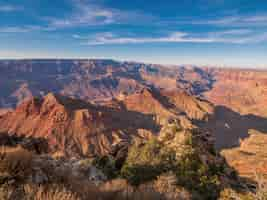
[0,87,211,157]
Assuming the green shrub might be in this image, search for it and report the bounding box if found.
[120,132,228,199]
[92,155,118,179]
[121,164,161,186]
[171,124,182,133]
[175,148,221,199]
[121,138,176,186]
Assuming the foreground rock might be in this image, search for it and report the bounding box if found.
[0,146,107,186]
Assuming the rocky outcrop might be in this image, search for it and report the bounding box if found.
[204,68,267,117]
[1,59,267,119]
[30,155,107,185]
[221,131,267,180]
[0,60,213,109]
[0,87,212,157]
[162,90,213,120]
[0,93,155,156]
[0,146,106,186]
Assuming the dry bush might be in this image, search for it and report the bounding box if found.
[0,181,99,200]
[153,173,191,200]
[0,184,14,200]
[65,179,103,200]
[23,184,80,200]
[0,146,33,182]
[100,178,155,200]
[100,179,134,200]
[99,177,191,200]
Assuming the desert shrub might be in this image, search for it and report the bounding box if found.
[153,172,191,200]
[175,147,221,199]
[64,179,108,200]
[0,146,33,183]
[93,155,118,179]
[171,124,183,133]
[121,138,176,186]
[184,134,193,146]
[101,175,191,200]
[208,145,217,156]
[0,184,15,200]
[121,163,161,186]
[0,184,78,200]
[101,178,165,200]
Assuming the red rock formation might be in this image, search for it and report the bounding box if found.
[204,68,267,117]
[0,88,212,157]
[0,93,159,156]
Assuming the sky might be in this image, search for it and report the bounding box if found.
[0,0,267,67]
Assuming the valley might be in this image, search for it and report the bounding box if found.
[0,59,267,199]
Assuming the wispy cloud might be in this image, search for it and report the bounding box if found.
[0,27,31,33]
[47,0,153,28]
[0,4,23,12]
[195,14,267,27]
[77,32,215,45]
[207,29,267,43]
[73,29,267,45]
[0,25,52,33]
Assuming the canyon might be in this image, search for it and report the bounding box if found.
[1,59,267,181]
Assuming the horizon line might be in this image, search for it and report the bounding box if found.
[0,57,266,70]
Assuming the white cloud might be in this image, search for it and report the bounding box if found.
[0,5,23,12]
[216,29,253,35]
[79,32,215,45]
[0,27,31,33]
[47,0,154,28]
[72,34,82,39]
[0,26,51,33]
[197,14,267,27]
[74,30,267,45]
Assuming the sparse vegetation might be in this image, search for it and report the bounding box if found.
[92,155,118,179]
[120,129,228,199]
[1,59,267,200]
[0,129,262,200]
[175,147,221,199]
[23,184,80,200]
[121,138,176,186]
[0,146,33,183]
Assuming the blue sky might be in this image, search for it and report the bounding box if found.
[0,0,267,67]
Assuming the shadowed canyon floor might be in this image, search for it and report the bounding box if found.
[199,106,267,150]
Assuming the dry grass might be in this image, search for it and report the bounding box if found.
[0,146,190,200]
[153,173,191,200]
[101,179,162,200]
[23,184,80,200]
[99,176,191,200]
[0,184,14,200]
[0,146,33,181]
